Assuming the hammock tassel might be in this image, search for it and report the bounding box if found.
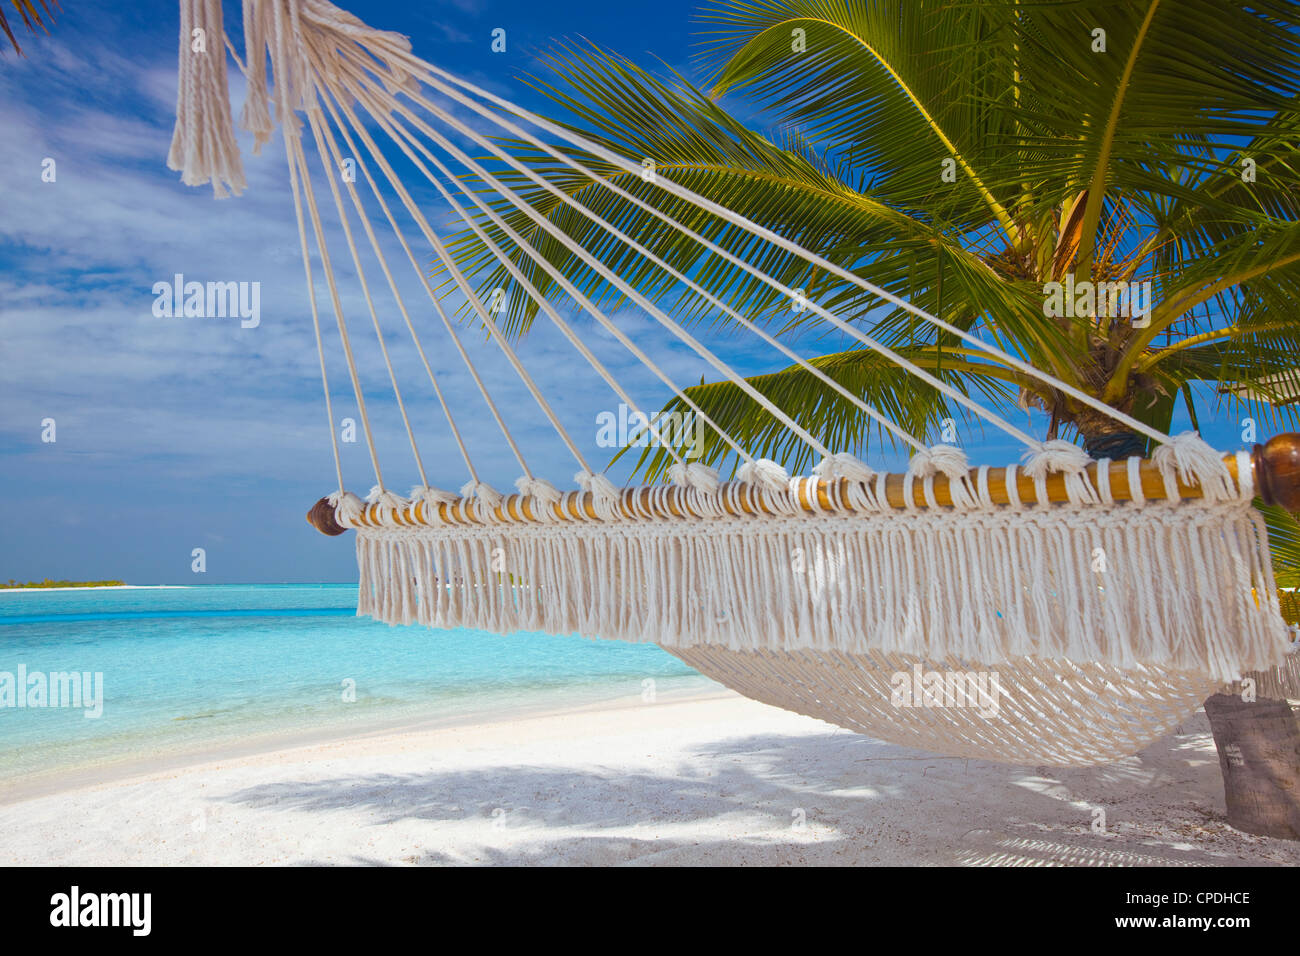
[168,0,246,197]
[327,489,364,524]
[1152,431,1236,501]
[237,0,275,152]
[908,445,976,508]
[1021,439,1100,505]
[366,485,409,518]
[514,476,564,521]
[812,452,876,485]
[574,471,622,520]
[410,484,459,524]
[459,480,504,522]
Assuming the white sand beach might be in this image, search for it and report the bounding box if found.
[2,689,1299,866]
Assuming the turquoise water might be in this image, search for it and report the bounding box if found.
[0,585,710,783]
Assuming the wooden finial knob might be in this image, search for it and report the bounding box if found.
[306,496,348,536]
[1253,434,1300,513]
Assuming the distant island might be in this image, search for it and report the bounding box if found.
[2,579,126,589]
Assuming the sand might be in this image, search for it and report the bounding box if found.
[2,689,1299,866]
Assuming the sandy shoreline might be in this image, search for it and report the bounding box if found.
[3,690,1300,865]
[0,683,725,806]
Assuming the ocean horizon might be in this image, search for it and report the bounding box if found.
[0,584,713,791]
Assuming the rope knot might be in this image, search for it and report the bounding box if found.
[514,476,564,520]
[1152,431,1235,502]
[812,452,876,484]
[1020,440,1099,505]
[327,489,365,525]
[907,445,975,509]
[907,444,970,481]
[366,486,409,518]
[459,480,504,518]
[1020,439,1091,481]
[574,471,623,520]
[573,471,620,499]
[668,462,720,495]
[736,458,790,495]
[735,458,798,514]
[410,484,458,522]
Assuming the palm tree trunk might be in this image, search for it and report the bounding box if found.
[1203,693,1300,838]
[1081,427,1300,839]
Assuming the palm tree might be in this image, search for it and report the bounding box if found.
[1,0,57,55]
[440,0,1300,835]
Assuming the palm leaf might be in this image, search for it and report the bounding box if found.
[1,0,58,55]
[431,0,1300,480]
[614,342,1023,480]
[437,42,1079,387]
[1259,501,1300,594]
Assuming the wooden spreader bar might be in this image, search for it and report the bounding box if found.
[307,434,1300,536]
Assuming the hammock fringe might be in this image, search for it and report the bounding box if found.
[352,497,1291,687]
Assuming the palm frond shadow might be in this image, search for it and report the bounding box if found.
[221,724,1286,866]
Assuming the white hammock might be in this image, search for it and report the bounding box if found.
[169,0,1293,766]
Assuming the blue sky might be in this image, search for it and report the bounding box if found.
[0,0,1250,585]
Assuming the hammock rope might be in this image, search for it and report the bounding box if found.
[170,0,1297,767]
[303,106,431,501]
[349,87,722,471]
[318,88,538,493]
[284,125,387,496]
[314,104,477,497]
[370,70,928,457]
[282,111,344,496]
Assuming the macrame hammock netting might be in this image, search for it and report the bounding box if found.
[172,0,1297,766]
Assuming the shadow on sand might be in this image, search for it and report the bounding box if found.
[218,714,1275,865]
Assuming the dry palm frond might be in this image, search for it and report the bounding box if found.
[1,0,58,55]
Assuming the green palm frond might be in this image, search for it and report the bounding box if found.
[698,0,1020,234]
[440,45,940,335]
[434,0,1300,488]
[439,42,1075,382]
[1259,502,1300,593]
[614,342,1024,480]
